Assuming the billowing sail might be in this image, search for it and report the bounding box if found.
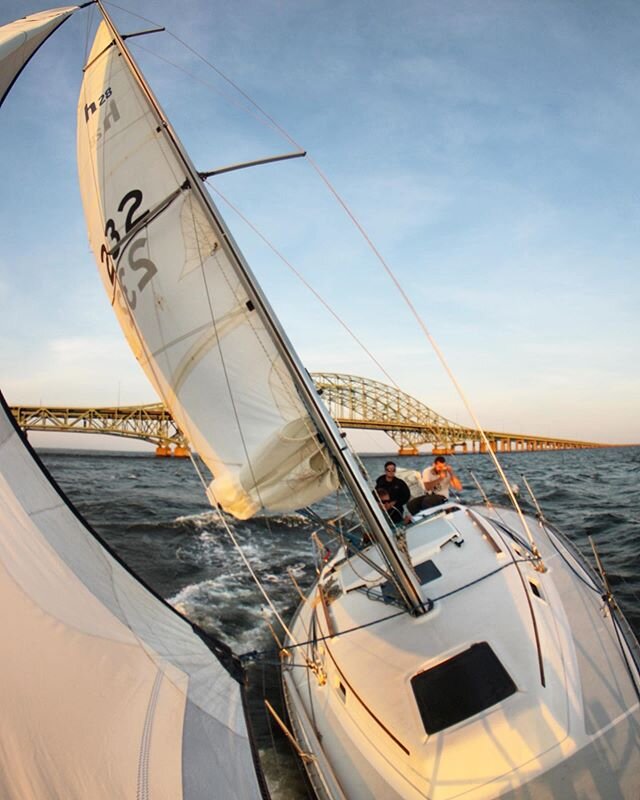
[0,6,78,108]
[0,392,266,799]
[77,22,338,519]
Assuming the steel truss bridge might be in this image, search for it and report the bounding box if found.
[10,372,606,455]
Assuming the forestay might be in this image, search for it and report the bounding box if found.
[0,392,265,800]
[0,6,78,108]
[77,21,338,519]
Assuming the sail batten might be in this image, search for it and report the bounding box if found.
[78,19,338,520]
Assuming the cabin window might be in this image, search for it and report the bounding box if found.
[411,642,516,734]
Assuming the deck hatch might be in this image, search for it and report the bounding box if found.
[411,642,516,734]
[414,559,442,585]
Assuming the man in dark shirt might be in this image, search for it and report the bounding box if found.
[375,461,410,521]
[374,487,405,524]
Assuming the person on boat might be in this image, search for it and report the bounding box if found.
[374,487,410,525]
[375,461,411,521]
[407,456,462,514]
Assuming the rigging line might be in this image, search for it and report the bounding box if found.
[101,4,329,530]
[251,552,538,665]
[87,16,299,658]
[206,182,400,389]
[182,199,276,520]
[123,12,528,530]
[489,520,546,687]
[101,1,159,26]
[83,0,96,61]
[128,42,277,133]
[538,521,603,595]
[187,452,306,654]
[255,606,408,654]
[429,559,528,603]
[110,186,185,261]
[522,474,546,520]
[520,476,613,599]
[90,13,279,528]
[165,30,302,151]
[470,471,491,505]
[111,7,544,556]
[109,3,538,584]
[307,611,323,733]
[486,517,535,556]
[104,4,301,144]
[191,192,402,601]
[192,180,334,543]
[304,153,542,563]
[468,477,531,550]
[178,35,543,546]
[163,16,532,529]
[342,536,393,585]
[186,195,338,495]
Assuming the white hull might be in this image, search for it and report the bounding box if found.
[283,504,640,799]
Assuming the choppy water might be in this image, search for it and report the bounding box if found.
[39,446,640,798]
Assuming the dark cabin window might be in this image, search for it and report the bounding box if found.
[411,642,516,734]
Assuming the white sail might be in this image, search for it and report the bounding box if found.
[0,393,264,800]
[0,6,78,107]
[77,22,338,519]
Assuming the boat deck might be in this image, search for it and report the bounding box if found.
[283,504,640,800]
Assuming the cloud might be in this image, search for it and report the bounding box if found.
[2,335,156,407]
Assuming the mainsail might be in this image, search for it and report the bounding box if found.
[77,21,339,519]
[0,6,78,108]
[0,392,265,799]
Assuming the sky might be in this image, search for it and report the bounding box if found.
[1,0,639,451]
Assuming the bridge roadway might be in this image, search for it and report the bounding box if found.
[10,372,608,455]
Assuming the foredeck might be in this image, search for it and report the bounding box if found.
[284,504,640,799]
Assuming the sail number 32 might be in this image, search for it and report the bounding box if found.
[100,189,157,310]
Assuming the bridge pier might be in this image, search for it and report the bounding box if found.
[156,444,190,457]
[398,445,419,456]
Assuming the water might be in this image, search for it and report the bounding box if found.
[39,445,640,797]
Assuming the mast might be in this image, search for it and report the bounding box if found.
[94,1,425,614]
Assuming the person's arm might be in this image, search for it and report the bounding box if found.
[449,468,462,491]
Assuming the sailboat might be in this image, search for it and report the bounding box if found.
[1,4,639,799]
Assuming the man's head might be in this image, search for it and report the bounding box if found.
[375,488,392,508]
[433,455,447,473]
[383,461,396,478]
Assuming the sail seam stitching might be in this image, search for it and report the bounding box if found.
[137,669,163,800]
